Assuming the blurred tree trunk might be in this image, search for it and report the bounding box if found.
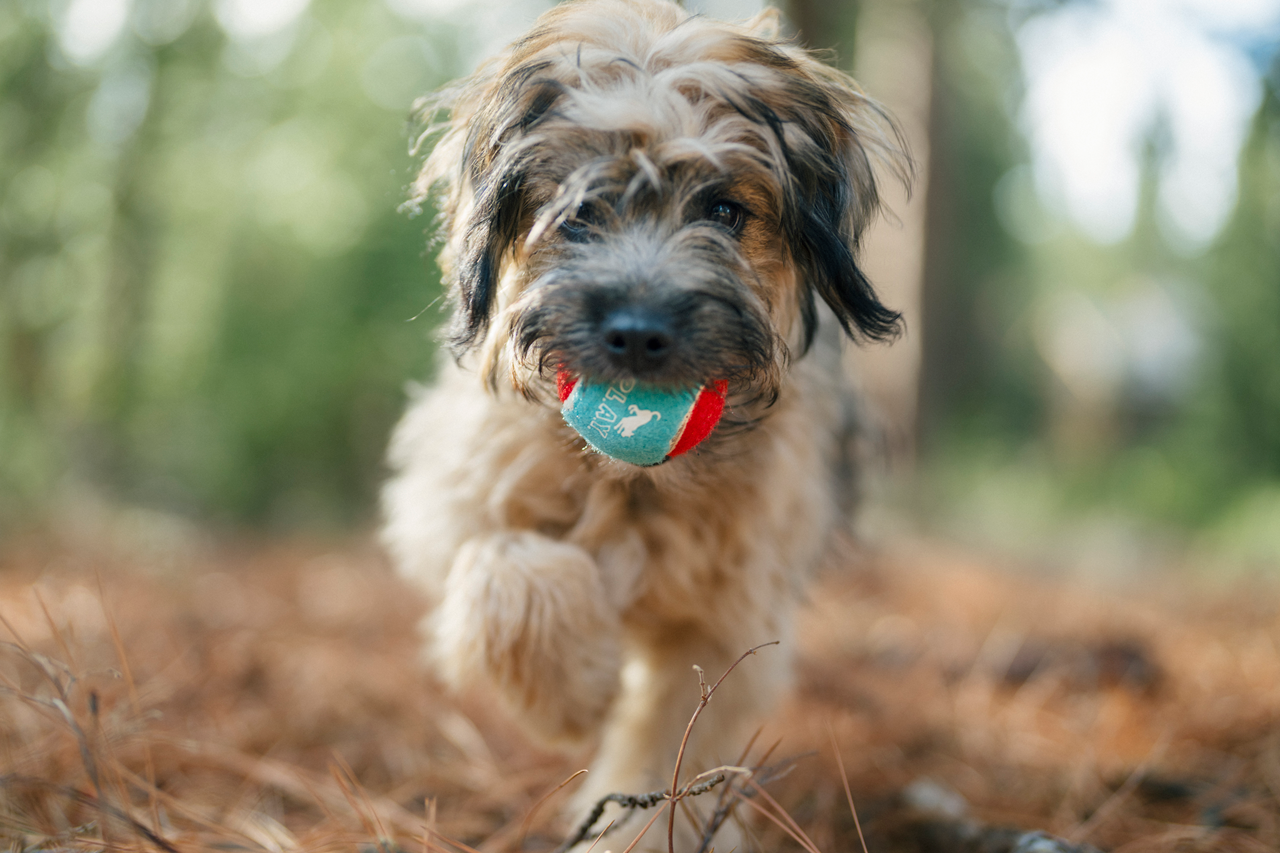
[914,0,958,455]
[790,0,933,465]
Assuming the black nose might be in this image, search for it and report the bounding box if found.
[600,308,675,373]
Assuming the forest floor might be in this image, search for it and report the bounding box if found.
[1,531,1278,853]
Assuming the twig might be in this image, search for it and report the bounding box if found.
[555,787,667,852]
[827,722,868,853]
[693,752,810,853]
[557,642,778,853]
[694,729,762,853]
[731,789,821,853]
[0,775,180,853]
[113,762,310,849]
[555,776,727,853]
[618,804,672,853]
[0,640,106,801]
[519,768,589,850]
[742,775,821,853]
[668,641,779,853]
[581,819,615,853]
[331,752,393,844]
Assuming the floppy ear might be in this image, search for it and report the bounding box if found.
[448,153,527,351]
[411,67,563,353]
[746,48,908,349]
[787,112,905,350]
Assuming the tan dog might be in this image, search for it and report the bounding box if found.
[382,0,904,847]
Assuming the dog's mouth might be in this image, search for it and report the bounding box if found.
[554,368,578,403]
[553,368,722,403]
[555,368,728,466]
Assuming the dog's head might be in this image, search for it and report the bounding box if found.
[412,0,906,406]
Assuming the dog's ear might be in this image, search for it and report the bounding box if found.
[743,45,908,350]
[787,106,905,351]
[449,146,527,352]
[410,68,564,354]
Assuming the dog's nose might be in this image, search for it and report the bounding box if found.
[600,308,674,373]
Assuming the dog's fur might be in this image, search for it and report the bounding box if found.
[382,0,904,847]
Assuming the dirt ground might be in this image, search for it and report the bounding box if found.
[1,533,1277,852]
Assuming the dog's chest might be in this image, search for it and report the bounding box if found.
[469,383,838,623]
[561,472,745,618]
[556,442,829,627]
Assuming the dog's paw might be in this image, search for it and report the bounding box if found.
[432,532,621,745]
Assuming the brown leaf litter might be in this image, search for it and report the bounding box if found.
[0,535,1276,852]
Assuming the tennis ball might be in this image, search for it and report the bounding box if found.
[558,371,727,467]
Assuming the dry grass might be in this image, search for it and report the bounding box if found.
[0,534,1277,852]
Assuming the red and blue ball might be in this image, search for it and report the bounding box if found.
[558,371,727,467]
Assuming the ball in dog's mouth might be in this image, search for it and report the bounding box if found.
[557,369,727,466]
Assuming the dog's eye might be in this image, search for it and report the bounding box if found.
[559,207,600,243]
[705,200,746,235]
[560,219,593,243]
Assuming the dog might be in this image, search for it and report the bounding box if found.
[381,0,905,847]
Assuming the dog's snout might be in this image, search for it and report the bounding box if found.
[600,308,675,373]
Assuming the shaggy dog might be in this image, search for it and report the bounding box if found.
[382,0,904,846]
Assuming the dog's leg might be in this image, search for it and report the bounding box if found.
[433,531,622,745]
[572,623,789,852]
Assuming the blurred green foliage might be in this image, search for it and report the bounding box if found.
[1,0,460,529]
[918,10,1280,563]
[1,0,1277,555]
[1198,73,1280,489]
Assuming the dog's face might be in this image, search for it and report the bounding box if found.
[413,0,904,408]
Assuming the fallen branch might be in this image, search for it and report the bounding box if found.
[554,774,726,853]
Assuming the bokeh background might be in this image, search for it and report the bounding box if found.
[2,0,1279,570]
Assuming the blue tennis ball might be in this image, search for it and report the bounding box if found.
[558,373,727,467]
